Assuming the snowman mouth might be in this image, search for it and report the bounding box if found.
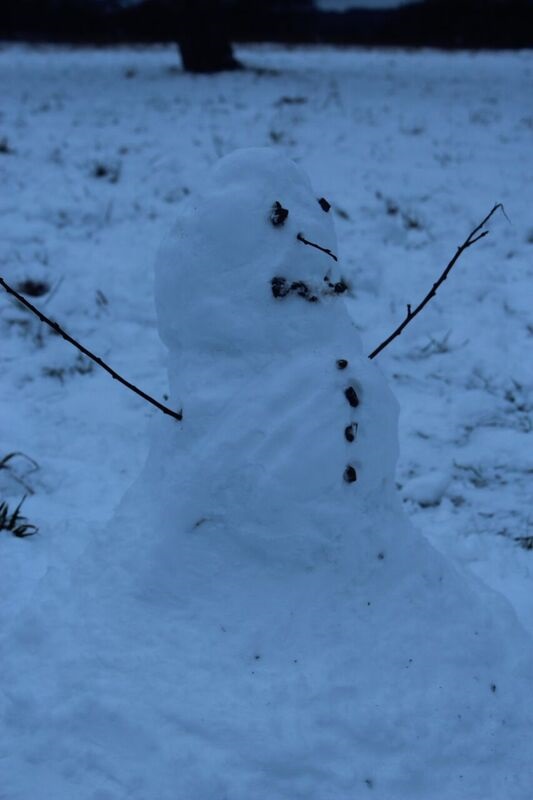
[271,275,348,303]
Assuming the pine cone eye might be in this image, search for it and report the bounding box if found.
[270,201,289,226]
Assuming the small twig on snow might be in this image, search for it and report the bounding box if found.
[0,277,182,422]
[368,203,504,360]
[296,232,338,262]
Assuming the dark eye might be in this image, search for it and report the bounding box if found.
[318,197,331,213]
[270,201,289,226]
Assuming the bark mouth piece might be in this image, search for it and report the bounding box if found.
[271,275,348,302]
[271,277,318,303]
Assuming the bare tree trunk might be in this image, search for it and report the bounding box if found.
[175,0,241,74]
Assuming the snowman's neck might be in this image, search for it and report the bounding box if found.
[165,346,253,401]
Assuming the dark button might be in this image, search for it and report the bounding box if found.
[336,359,348,370]
[343,465,357,483]
[318,197,331,213]
[344,386,360,408]
[344,423,357,443]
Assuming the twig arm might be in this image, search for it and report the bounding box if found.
[368,204,502,360]
[0,277,182,422]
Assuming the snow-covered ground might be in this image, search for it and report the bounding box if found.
[1,44,532,797]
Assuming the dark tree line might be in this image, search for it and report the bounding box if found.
[1,0,532,71]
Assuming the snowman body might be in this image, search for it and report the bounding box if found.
[151,149,398,552]
[102,150,530,800]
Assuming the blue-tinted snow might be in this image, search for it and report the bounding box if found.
[1,45,532,799]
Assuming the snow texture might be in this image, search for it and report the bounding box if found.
[1,46,532,800]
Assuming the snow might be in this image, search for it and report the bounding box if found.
[1,45,533,798]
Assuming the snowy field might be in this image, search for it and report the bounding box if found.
[1,44,532,797]
[2,43,532,620]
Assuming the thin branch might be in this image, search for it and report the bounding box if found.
[0,277,182,422]
[368,203,504,360]
[0,451,39,495]
[296,233,338,262]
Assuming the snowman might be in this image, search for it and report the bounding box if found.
[111,148,532,797]
[150,147,400,559]
[3,149,532,800]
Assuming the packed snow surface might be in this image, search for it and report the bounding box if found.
[1,46,532,799]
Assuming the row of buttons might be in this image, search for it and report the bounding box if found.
[337,359,359,484]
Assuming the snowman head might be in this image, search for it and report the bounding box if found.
[155,148,352,357]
